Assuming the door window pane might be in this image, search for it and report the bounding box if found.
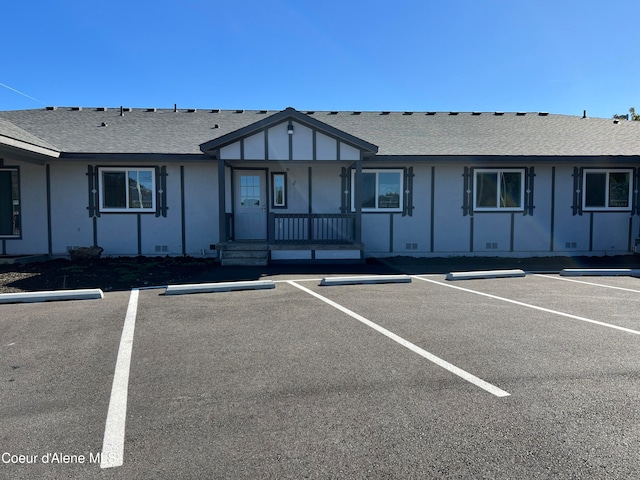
[240,175,261,207]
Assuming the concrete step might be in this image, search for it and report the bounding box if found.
[222,243,269,251]
[222,250,269,259]
[220,257,269,267]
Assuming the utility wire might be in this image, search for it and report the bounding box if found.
[0,82,46,105]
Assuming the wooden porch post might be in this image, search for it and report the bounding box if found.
[354,158,363,244]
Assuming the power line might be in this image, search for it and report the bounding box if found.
[0,82,46,105]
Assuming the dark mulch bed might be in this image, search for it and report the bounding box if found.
[0,256,220,293]
[1,254,639,294]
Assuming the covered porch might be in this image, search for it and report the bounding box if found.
[217,212,363,265]
[200,108,378,266]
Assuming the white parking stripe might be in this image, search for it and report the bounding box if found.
[100,288,139,469]
[413,276,640,336]
[535,274,640,294]
[286,280,510,398]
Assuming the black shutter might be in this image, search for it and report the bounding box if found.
[572,167,583,216]
[403,167,414,217]
[524,167,535,216]
[340,167,350,213]
[87,165,100,217]
[156,166,168,217]
[462,167,473,216]
[634,167,640,216]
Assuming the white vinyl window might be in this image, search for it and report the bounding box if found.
[474,169,525,211]
[351,169,403,212]
[99,167,156,212]
[583,169,633,211]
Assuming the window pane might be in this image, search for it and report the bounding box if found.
[377,172,401,209]
[362,173,376,208]
[103,171,126,208]
[608,172,630,207]
[128,170,153,208]
[585,173,606,207]
[273,174,285,206]
[500,172,522,208]
[476,172,497,207]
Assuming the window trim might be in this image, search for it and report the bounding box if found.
[351,168,404,213]
[0,167,21,239]
[582,168,634,212]
[98,167,157,213]
[473,168,525,212]
[271,172,287,209]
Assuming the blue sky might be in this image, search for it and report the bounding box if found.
[2,0,639,119]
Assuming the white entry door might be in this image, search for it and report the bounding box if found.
[234,170,267,240]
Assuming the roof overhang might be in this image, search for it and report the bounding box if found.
[0,134,60,164]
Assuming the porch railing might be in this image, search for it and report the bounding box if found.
[269,213,356,244]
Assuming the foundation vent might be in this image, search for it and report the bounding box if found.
[565,242,577,249]
[486,242,498,249]
[405,243,419,250]
[155,245,169,253]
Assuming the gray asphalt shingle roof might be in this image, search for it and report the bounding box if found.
[0,117,60,152]
[1,107,639,157]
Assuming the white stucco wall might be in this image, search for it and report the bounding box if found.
[3,161,49,255]
[182,163,218,255]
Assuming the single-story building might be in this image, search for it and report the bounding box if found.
[1,106,639,265]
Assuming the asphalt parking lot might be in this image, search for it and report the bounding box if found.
[2,271,640,479]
